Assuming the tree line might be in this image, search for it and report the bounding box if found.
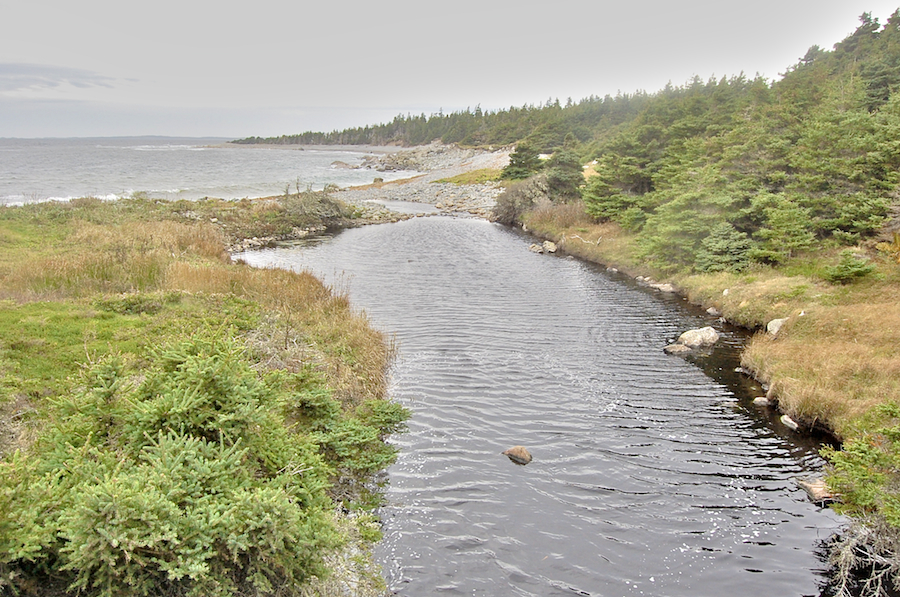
[239,11,900,274]
[491,11,900,274]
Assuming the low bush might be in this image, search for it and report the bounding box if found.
[491,175,549,226]
[824,250,877,284]
[0,336,405,596]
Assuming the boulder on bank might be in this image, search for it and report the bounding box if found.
[502,446,533,465]
[767,318,789,336]
[650,282,676,293]
[664,326,720,355]
[676,326,720,348]
[542,240,558,253]
[797,478,837,504]
[781,414,800,431]
[529,243,544,254]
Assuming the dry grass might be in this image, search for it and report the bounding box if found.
[675,269,825,328]
[70,220,228,261]
[525,208,647,276]
[346,174,427,191]
[1,220,228,300]
[742,301,900,437]
[166,262,392,405]
[251,199,285,215]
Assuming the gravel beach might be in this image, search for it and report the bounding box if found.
[334,142,510,221]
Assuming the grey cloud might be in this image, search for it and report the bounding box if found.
[0,63,116,93]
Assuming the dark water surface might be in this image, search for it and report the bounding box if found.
[238,216,844,597]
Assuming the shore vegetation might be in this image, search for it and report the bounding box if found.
[0,195,406,596]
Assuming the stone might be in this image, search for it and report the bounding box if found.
[502,446,532,465]
[706,307,721,316]
[542,240,558,253]
[780,414,800,431]
[664,344,693,355]
[528,244,544,254]
[797,478,837,504]
[651,283,676,293]
[607,267,618,273]
[722,288,729,296]
[676,326,720,348]
[753,396,769,406]
[767,318,789,336]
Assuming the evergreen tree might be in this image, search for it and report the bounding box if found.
[694,222,754,272]
[544,148,584,202]
[501,142,542,180]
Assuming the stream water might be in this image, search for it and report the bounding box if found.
[237,215,845,597]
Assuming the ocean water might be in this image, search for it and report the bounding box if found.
[0,137,419,205]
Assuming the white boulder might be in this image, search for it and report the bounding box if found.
[767,318,789,336]
[676,326,720,348]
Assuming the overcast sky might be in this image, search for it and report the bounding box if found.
[1,1,898,138]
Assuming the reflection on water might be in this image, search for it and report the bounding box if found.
[237,216,844,597]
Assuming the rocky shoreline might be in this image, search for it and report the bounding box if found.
[227,143,510,252]
[334,141,510,220]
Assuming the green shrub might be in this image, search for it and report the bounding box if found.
[0,336,407,596]
[824,249,876,284]
[694,222,754,273]
[501,142,542,180]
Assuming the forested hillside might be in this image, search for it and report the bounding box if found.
[488,11,900,273]
[579,11,900,272]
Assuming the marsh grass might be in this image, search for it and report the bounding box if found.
[742,300,900,437]
[433,168,502,185]
[0,197,392,412]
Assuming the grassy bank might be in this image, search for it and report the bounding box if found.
[0,197,404,596]
[522,201,900,588]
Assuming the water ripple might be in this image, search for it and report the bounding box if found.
[239,217,845,597]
